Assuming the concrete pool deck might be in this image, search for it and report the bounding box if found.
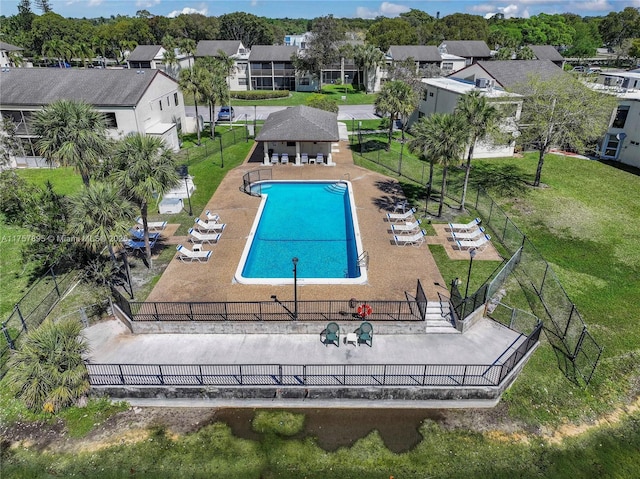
[146,140,502,304]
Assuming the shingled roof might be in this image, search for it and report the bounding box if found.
[127,45,163,62]
[473,60,566,89]
[440,41,491,58]
[528,45,564,62]
[256,105,339,142]
[387,45,442,62]
[0,41,23,52]
[0,69,168,107]
[249,45,298,62]
[196,40,243,57]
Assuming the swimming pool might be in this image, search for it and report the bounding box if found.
[234,180,367,285]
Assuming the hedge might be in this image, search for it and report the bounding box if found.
[230,90,290,100]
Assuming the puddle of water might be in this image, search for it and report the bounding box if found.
[212,408,445,453]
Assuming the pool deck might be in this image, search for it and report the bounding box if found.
[147,140,502,304]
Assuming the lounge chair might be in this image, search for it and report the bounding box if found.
[194,218,226,233]
[188,228,221,244]
[205,210,220,222]
[124,236,157,252]
[316,153,324,164]
[386,207,417,223]
[301,153,309,164]
[448,217,482,232]
[451,226,486,241]
[355,322,373,347]
[320,322,340,347]
[129,228,160,241]
[136,217,167,232]
[280,153,289,164]
[393,200,408,212]
[271,153,279,165]
[176,244,212,263]
[456,234,491,251]
[391,219,422,234]
[394,229,426,246]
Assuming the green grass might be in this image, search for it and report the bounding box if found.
[186,85,378,107]
[16,167,83,196]
[0,221,38,316]
[2,408,639,478]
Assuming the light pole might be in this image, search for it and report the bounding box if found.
[292,257,298,320]
[244,113,248,142]
[464,248,477,298]
[218,135,224,169]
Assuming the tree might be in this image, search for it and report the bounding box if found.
[68,181,135,263]
[366,17,417,51]
[179,38,197,68]
[42,38,72,67]
[6,318,90,413]
[218,12,275,48]
[352,43,385,93]
[306,94,339,113]
[512,74,618,187]
[34,0,52,13]
[454,91,502,210]
[599,8,640,54]
[374,80,418,150]
[111,134,179,266]
[0,116,23,169]
[178,67,203,145]
[516,45,536,60]
[408,113,467,217]
[292,15,345,89]
[162,47,179,78]
[31,99,108,187]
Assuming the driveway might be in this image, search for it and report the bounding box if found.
[185,104,377,123]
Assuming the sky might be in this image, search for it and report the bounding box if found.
[0,0,639,20]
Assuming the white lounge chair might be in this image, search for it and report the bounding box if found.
[194,218,226,233]
[448,217,482,232]
[280,153,289,164]
[456,234,491,251]
[386,207,417,223]
[394,229,426,246]
[271,153,279,165]
[188,228,221,244]
[451,226,486,241]
[176,244,212,263]
[205,210,220,222]
[391,219,422,234]
[136,217,167,232]
[301,153,309,164]
[316,153,324,164]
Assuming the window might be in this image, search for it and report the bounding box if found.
[103,112,117,128]
[299,78,310,86]
[442,62,453,71]
[429,92,434,97]
[602,135,620,158]
[159,100,163,111]
[174,93,179,106]
[238,78,247,86]
[166,97,170,106]
[286,142,295,147]
[612,105,629,128]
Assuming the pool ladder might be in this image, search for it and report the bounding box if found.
[357,251,369,269]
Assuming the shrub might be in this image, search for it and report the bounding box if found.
[230,90,290,100]
[252,410,305,436]
[306,94,339,113]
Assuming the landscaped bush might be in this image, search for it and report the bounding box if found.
[230,90,290,100]
[252,410,305,436]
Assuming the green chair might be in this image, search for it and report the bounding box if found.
[355,322,373,347]
[320,322,340,347]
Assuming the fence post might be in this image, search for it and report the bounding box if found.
[2,324,15,350]
[51,268,61,297]
[15,305,27,333]
[118,364,125,385]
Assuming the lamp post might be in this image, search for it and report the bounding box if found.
[244,113,248,142]
[218,135,224,168]
[464,248,477,298]
[292,257,298,320]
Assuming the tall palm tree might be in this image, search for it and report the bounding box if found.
[179,38,197,68]
[73,42,95,68]
[454,91,501,210]
[31,99,108,187]
[42,39,72,67]
[409,113,467,217]
[67,181,135,262]
[353,43,385,93]
[111,134,179,266]
[162,47,179,78]
[179,67,202,145]
[374,80,418,150]
[6,318,90,413]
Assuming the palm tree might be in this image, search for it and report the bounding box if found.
[179,67,202,145]
[31,99,108,187]
[42,39,72,67]
[374,80,418,150]
[6,318,90,413]
[67,181,135,262]
[197,54,233,137]
[111,134,179,266]
[454,91,501,210]
[73,42,95,68]
[353,43,385,93]
[408,113,467,217]
[162,47,179,78]
[179,38,197,68]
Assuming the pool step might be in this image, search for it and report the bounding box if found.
[324,183,348,195]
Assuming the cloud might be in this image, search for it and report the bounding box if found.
[167,6,209,18]
[356,2,410,19]
[471,3,531,19]
[64,0,103,6]
[135,0,161,8]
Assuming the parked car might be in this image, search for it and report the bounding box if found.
[217,106,235,121]
[587,67,602,74]
[572,66,586,73]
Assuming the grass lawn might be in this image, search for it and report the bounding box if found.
[186,85,378,107]
[0,221,38,316]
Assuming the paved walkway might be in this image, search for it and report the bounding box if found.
[147,140,501,304]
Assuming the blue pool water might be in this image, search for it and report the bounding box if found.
[237,181,363,282]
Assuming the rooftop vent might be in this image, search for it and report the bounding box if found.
[475,78,489,89]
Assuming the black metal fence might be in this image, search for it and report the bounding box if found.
[177,125,253,163]
[1,267,78,377]
[241,168,272,195]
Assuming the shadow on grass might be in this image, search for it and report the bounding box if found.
[465,163,533,197]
